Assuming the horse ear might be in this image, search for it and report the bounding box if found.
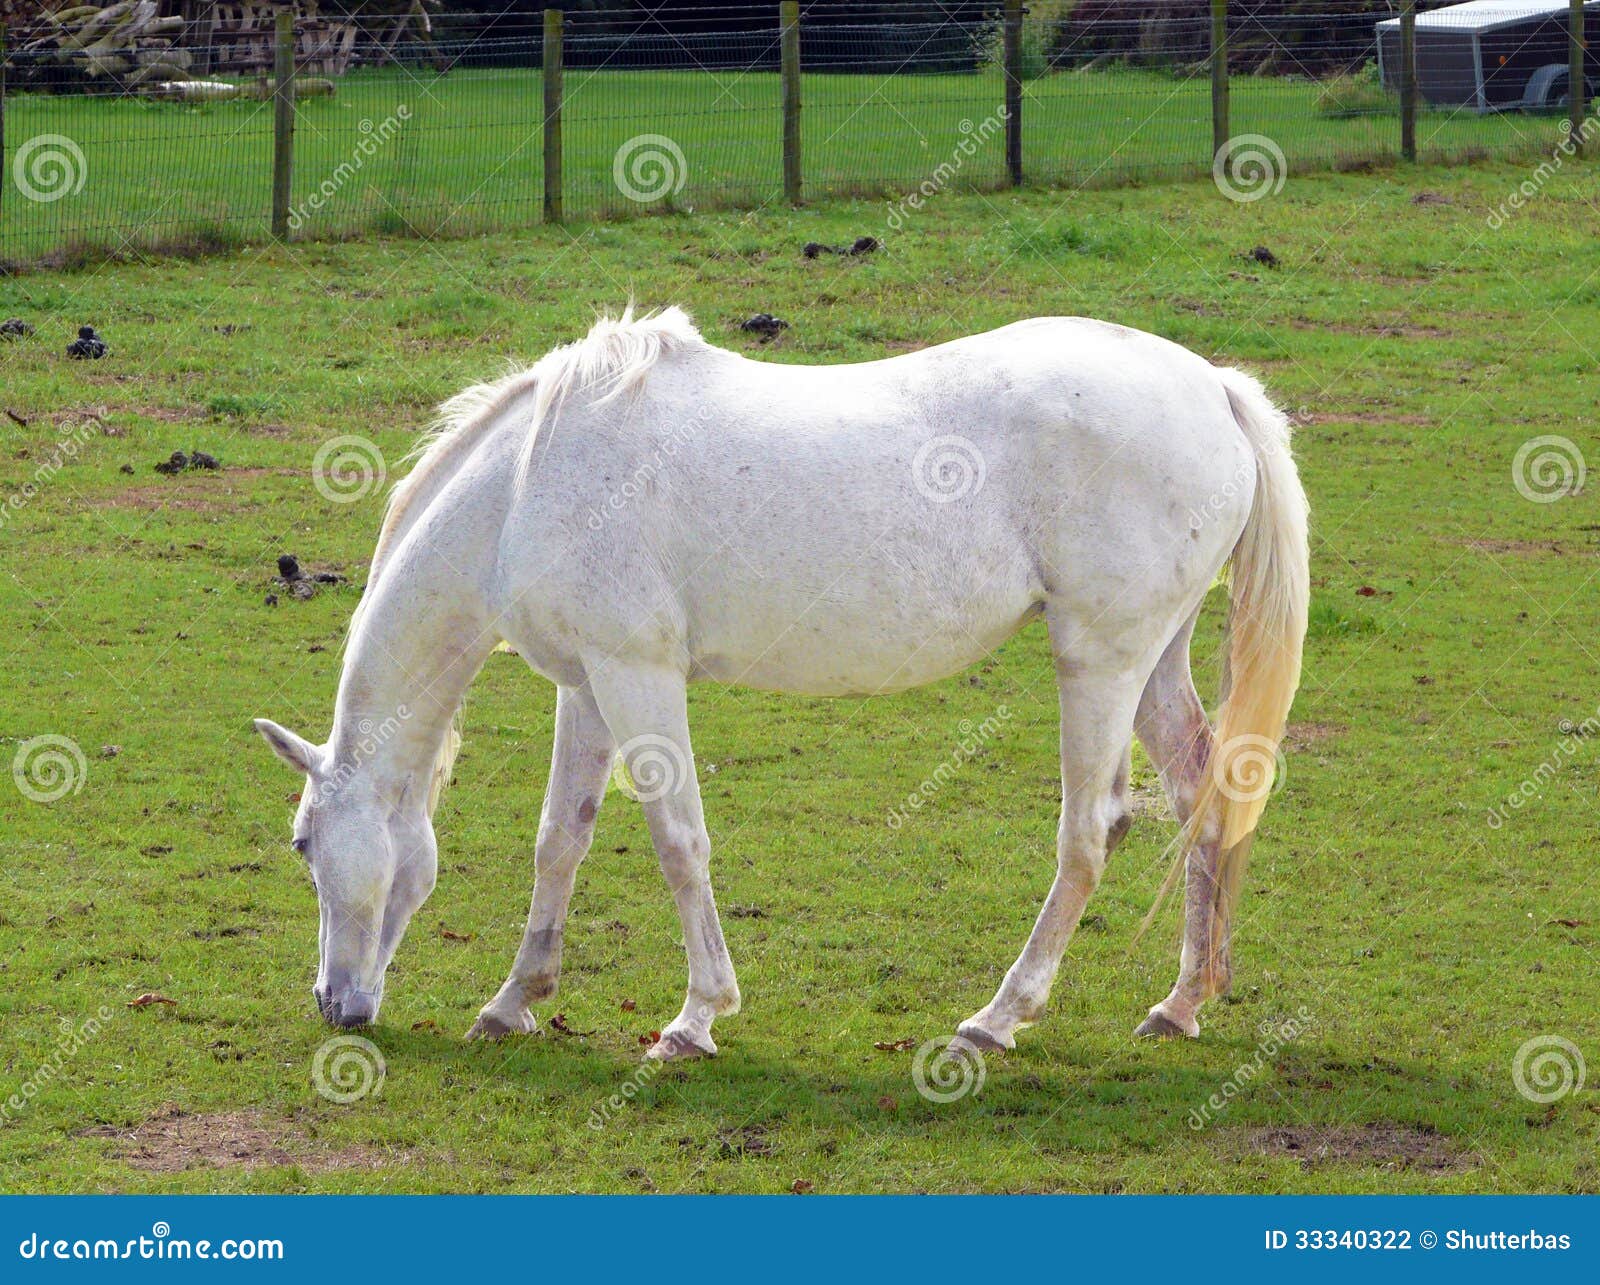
[254,719,320,776]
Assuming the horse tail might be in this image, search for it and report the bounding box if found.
[1139,367,1309,991]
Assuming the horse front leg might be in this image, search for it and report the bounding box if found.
[956,663,1141,1052]
[589,662,740,1061]
[468,684,614,1039]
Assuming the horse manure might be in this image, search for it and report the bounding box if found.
[740,313,790,342]
[274,554,344,601]
[1244,245,1279,268]
[802,236,881,259]
[0,318,35,339]
[155,449,220,475]
[67,325,109,359]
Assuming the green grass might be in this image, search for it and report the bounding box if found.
[1,161,1598,1194]
[1,65,1575,264]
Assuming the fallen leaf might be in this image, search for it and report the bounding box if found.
[790,1179,813,1194]
[873,1037,916,1052]
[877,1095,898,1111]
[128,993,177,1008]
[549,1013,595,1037]
[411,1019,438,1032]
[1356,585,1378,597]
[1546,918,1585,928]
[621,999,637,1012]
[439,923,476,943]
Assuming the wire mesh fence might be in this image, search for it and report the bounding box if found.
[1,1,1592,268]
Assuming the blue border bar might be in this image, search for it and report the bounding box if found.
[1,1196,1593,1279]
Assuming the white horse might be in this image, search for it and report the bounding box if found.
[256,307,1308,1060]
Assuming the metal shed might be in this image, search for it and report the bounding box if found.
[1377,0,1600,111]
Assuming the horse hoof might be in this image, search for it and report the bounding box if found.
[466,1008,537,1041]
[645,1030,717,1061]
[1135,1011,1198,1040]
[954,1022,1013,1053]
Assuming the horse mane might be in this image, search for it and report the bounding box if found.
[349,304,704,815]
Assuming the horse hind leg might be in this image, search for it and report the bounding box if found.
[1131,616,1226,1040]
[955,658,1142,1052]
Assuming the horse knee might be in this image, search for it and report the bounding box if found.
[655,825,710,887]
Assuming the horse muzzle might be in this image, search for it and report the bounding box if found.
[316,984,381,1028]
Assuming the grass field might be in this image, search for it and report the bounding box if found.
[1,65,1573,264]
[1,159,1598,1194]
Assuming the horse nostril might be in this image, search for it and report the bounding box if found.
[314,987,333,1021]
[331,994,377,1028]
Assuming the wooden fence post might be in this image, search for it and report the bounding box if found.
[781,0,802,205]
[544,8,564,223]
[1,22,8,225]
[1211,0,1229,162]
[1400,0,1416,161]
[271,10,295,240]
[1571,0,1587,155]
[1004,0,1023,185]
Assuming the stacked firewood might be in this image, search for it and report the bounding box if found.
[11,1,196,89]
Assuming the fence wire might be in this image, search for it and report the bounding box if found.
[0,2,1590,267]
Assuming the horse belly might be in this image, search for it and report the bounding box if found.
[683,559,1038,697]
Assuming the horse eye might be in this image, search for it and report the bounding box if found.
[292,837,309,857]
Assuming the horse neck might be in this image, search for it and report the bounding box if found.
[327,551,494,799]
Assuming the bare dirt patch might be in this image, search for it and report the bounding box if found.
[1290,317,1453,340]
[1284,721,1346,749]
[78,1104,402,1174]
[1449,537,1574,557]
[1295,410,1431,428]
[1244,1124,1472,1173]
[102,468,305,513]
